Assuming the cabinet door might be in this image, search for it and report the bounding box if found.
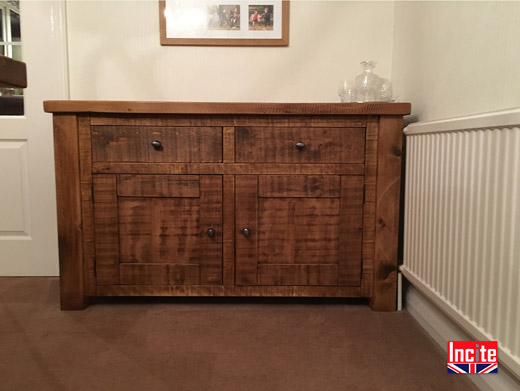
[93,175,222,285]
[235,175,363,286]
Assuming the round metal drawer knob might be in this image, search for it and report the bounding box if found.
[207,228,216,238]
[151,140,162,150]
[295,141,305,150]
[241,228,251,237]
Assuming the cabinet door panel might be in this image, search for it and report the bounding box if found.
[94,174,223,286]
[236,175,363,286]
[258,198,340,265]
[118,197,200,264]
[235,175,258,285]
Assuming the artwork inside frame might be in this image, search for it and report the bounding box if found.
[159,0,289,46]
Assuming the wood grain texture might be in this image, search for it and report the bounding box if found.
[338,176,364,286]
[92,126,222,163]
[258,265,338,286]
[258,175,340,198]
[49,103,409,311]
[364,117,379,203]
[369,116,404,311]
[0,54,27,88]
[199,175,223,284]
[115,175,223,284]
[97,284,361,297]
[237,174,365,288]
[235,175,258,285]
[257,198,340,266]
[223,175,235,286]
[117,197,201,264]
[77,115,96,296]
[360,117,379,297]
[92,162,365,176]
[93,175,120,285]
[120,264,200,285]
[117,174,200,197]
[52,114,86,309]
[89,114,367,128]
[159,0,289,47]
[236,127,365,163]
[44,101,411,116]
[92,126,148,162]
[223,127,235,162]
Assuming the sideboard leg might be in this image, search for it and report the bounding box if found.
[370,116,403,312]
[53,114,87,310]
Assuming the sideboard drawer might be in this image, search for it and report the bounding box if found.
[235,127,365,163]
[92,126,222,162]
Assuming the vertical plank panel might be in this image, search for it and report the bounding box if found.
[370,116,403,311]
[338,175,363,286]
[235,175,258,285]
[360,116,377,297]
[53,114,86,309]
[199,175,223,284]
[93,175,119,284]
[223,175,235,285]
[77,115,96,296]
[223,127,235,162]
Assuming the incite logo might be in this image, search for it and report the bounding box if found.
[447,341,498,374]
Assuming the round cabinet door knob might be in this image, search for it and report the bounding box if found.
[241,228,251,237]
[295,141,305,150]
[207,228,216,238]
[151,140,162,150]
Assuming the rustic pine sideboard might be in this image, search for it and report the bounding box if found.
[44,101,410,311]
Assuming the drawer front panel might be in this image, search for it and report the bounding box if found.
[235,127,365,163]
[92,126,222,162]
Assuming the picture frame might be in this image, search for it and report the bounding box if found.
[159,0,289,46]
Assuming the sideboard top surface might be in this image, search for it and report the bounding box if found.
[43,101,411,116]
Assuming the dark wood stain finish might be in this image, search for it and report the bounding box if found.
[47,101,409,311]
[236,127,365,163]
[52,114,86,309]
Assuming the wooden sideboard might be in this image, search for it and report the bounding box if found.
[44,101,410,311]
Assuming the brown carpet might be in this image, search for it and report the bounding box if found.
[0,277,477,391]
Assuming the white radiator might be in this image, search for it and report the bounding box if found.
[402,108,520,377]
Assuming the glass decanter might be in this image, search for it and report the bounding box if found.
[355,61,381,102]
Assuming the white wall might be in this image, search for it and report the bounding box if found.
[392,1,520,122]
[66,1,395,102]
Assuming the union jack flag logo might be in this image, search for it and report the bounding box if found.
[447,341,498,374]
[447,363,498,374]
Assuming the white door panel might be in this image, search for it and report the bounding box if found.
[0,1,68,275]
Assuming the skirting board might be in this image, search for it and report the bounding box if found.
[405,282,520,391]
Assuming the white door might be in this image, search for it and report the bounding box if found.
[0,1,68,275]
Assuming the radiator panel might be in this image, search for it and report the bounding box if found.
[403,111,520,376]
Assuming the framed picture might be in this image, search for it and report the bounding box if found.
[159,0,289,46]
